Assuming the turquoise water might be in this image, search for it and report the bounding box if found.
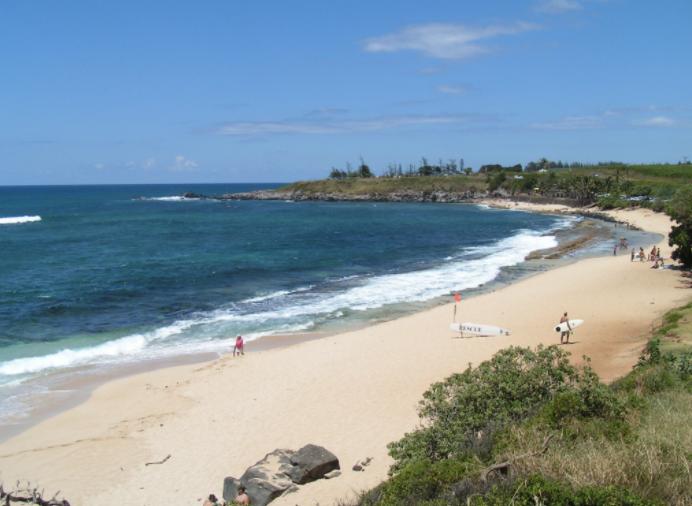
[0,184,573,421]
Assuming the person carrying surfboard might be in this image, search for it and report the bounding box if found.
[559,312,572,344]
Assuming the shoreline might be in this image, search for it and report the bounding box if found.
[0,205,686,506]
[0,329,336,443]
[0,206,630,441]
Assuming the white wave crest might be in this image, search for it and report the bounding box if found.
[242,285,314,304]
[139,196,199,202]
[198,230,557,324]
[0,320,196,377]
[0,229,558,379]
[0,215,42,225]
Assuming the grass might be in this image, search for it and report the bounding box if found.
[653,302,692,355]
[504,388,691,505]
[280,164,692,210]
[280,175,487,195]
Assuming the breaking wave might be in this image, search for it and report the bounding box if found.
[137,196,199,202]
[0,215,42,225]
[0,228,557,379]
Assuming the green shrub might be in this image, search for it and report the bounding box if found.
[387,346,619,472]
[597,195,630,209]
[373,458,479,505]
[537,367,624,429]
[667,185,692,268]
[614,363,678,397]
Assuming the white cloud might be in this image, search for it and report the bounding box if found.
[437,84,469,95]
[531,108,685,130]
[635,116,675,127]
[531,115,603,130]
[217,114,476,136]
[171,155,199,171]
[535,0,583,13]
[363,22,539,59]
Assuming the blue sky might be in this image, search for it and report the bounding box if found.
[1,0,691,184]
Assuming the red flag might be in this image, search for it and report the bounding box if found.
[454,293,461,303]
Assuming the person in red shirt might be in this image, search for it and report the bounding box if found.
[233,335,245,356]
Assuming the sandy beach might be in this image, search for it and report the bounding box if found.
[0,205,688,506]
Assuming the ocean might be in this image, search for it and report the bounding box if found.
[0,184,653,428]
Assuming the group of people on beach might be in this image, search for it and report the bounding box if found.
[630,246,665,268]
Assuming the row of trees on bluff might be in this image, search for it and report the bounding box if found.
[327,157,626,180]
[329,157,471,179]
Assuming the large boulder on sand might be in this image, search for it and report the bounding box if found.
[287,444,340,484]
[223,449,298,506]
[222,445,340,505]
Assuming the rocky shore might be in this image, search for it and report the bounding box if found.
[186,189,483,203]
[182,188,593,207]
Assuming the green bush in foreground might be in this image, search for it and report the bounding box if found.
[387,346,622,472]
[358,458,480,506]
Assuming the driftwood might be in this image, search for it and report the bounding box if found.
[0,483,70,506]
[481,434,554,483]
[145,454,171,466]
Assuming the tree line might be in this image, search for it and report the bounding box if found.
[327,157,639,179]
[329,157,471,179]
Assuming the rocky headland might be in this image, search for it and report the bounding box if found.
[184,189,483,203]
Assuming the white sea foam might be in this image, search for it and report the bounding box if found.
[0,215,42,225]
[243,285,314,304]
[187,230,557,324]
[0,319,196,377]
[0,228,558,380]
[139,196,199,202]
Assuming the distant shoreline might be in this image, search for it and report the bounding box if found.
[180,188,583,206]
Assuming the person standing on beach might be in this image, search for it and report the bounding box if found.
[560,312,572,344]
[233,335,244,356]
[631,248,635,262]
[613,244,617,256]
[203,494,219,506]
[234,486,250,504]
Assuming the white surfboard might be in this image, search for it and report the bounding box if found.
[449,322,511,337]
[554,319,584,333]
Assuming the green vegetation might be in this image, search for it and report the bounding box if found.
[341,303,692,506]
[667,186,692,268]
[282,174,486,196]
[280,162,691,209]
